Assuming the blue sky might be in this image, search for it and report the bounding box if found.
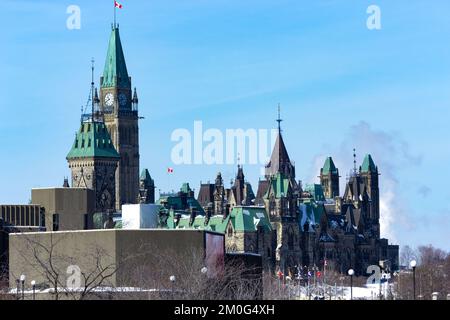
[1,0,449,250]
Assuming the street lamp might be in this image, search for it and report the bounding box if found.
[347,269,354,300]
[31,280,36,300]
[286,276,292,300]
[410,260,417,300]
[15,279,20,300]
[169,275,176,300]
[20,274,25,300]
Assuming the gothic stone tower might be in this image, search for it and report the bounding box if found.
[213,172,225,216]
[100,26,139,210]
[138,169,155,204]
[67,121,120,212]
[360,154,380,238]
[263,112,301,275]
[320,156,340,199]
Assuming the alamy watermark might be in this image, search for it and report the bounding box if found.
[367,5,381,30]
[171,121,278,167]
[66,5,81,30]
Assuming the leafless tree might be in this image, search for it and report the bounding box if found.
[396,244,449,300]
[9,232,119,300]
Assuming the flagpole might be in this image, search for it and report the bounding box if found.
[114,1,116,28]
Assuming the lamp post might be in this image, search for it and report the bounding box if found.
[31,280,36,300]
[348,269,354,300]
[410,260,417,300]
[200,267,208,300]
[15,279,20,300]
[286,276,292,300]
[20,274,25,300]
[169,275,176,300]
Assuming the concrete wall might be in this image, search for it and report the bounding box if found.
[9,230,116,289]
[32,188,95,231]
[9,229,221,290]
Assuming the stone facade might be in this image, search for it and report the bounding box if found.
[100,27,140,209]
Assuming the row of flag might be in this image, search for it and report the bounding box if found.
[277,260,328,279]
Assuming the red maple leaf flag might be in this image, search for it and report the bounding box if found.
[167,167,174,173]
[114,1,123,9]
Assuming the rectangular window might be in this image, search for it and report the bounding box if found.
[11,207,15,224]
[52,214,59,231]
[20,207,25,226]
[84,214,89,230]
[40,210,45,228]
[1,206,5,220]
[25,207,30,225]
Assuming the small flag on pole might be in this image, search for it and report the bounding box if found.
[115,1,123,9]
[167,167,174,173]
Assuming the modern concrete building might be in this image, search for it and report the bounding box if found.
[9,229,225,290]
[0,205,44,230]
[31,188,95,231]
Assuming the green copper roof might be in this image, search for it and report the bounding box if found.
[66,121,119,159]
[180,183,192,194]
[265,172,290,198]
[231,207,272,233]
[140,169,152,181]
[361,154,377,173]
[304,184,325,202]
[322,157,338,175]
[102,27,130,88]
[157,183,205,214]
[165,206,272,234]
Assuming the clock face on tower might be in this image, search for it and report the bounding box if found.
[119,93,127,106]
[104,93,114,107]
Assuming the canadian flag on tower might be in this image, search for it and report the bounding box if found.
[114,1,123,9]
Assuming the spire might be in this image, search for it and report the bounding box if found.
[361,154,377,173]
[91,58,95,116]
[63,177,70,188]
[353,148,357,175]
[132,87,138,104]
[276,103,283,133]
[140,168,152,182]
[265,110,295,179]
[94,88,100,104]
[322,157,338,175]
[236,163,245,180]
[101,26,130,89]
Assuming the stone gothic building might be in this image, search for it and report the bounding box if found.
[190,119,398,276]
[67,25,146,213]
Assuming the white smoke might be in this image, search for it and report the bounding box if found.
[306,121,421,243]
